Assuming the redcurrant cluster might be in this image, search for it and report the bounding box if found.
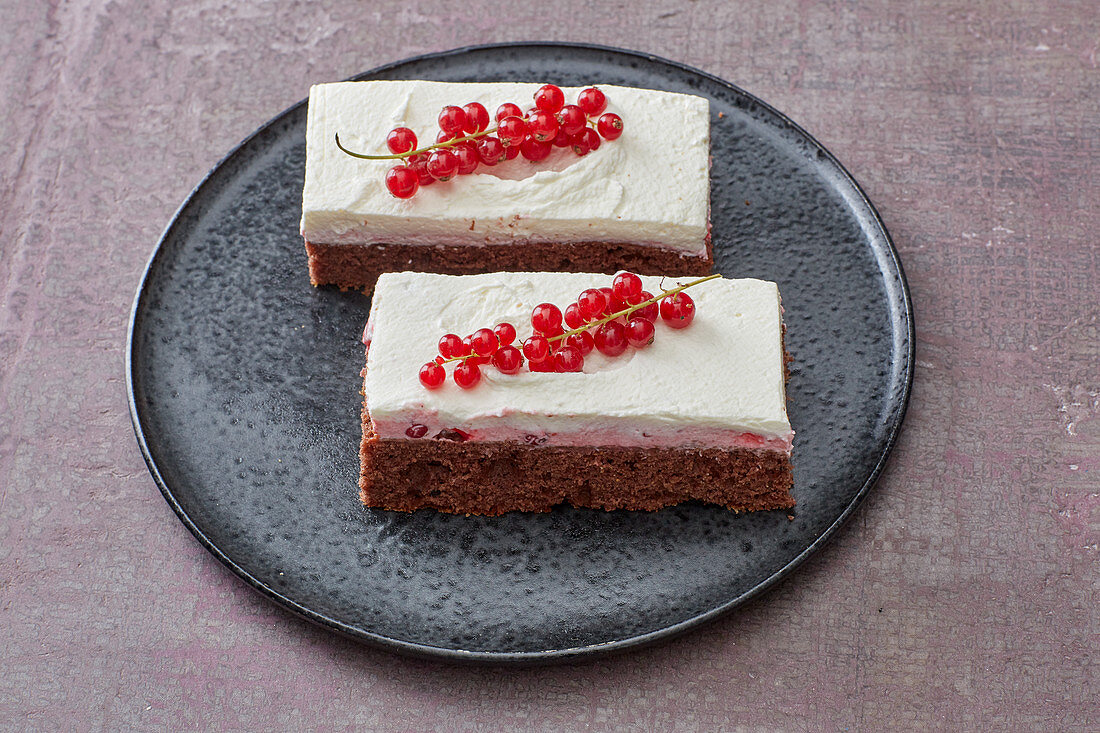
[418,272,717,390]
[418,322,524,390]
[335,84,625,199]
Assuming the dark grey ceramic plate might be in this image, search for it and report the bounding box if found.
[128,43,912,663]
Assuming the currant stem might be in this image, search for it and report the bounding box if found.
[335,127,499,161]
[433,273,721,366]
[547,273,720,344]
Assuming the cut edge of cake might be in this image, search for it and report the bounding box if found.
[358,416,794,516]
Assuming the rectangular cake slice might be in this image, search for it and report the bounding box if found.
[302,81,712,289]
[360,271,793,515]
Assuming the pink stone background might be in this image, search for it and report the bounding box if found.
[1,1,1097,730]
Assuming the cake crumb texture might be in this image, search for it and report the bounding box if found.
[306,239,712,291]
[359,420,794,516]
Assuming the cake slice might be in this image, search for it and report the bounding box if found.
[302,81,712,290]
[359,271,793,515]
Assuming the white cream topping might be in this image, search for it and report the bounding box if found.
[301,81,710,255]
[364,272,792,449]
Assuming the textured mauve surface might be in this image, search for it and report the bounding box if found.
[1,1,1096,730]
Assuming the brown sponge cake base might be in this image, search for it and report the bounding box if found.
[359,420,794,516]
[306,239,713,291]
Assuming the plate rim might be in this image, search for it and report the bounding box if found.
[126,41,914,664]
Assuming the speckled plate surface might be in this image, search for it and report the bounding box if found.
[127,43,912,663]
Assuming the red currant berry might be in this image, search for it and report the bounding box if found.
[519,137,552,162]
[554,345,584,372]
[612,272,644,303]
[527,109,559,142]
[660,292,696,328]
[438,105,467,136]
[491,344,524,374]
[572,128,601,156]
[596,286,612,312]
[597,113,624,141]
[576,87,607,116]
[493,322,517,346]
[463,339,488,364]
[565,330,594,356]
[551,127,573,148]
[408,157,435,186]
[503,144,520,160]
[531,303,563,333]
[577,289,608,321]
[593,321,628,357]
[453,361,481,389]
[534,84,565,113]
[541,325,565,345]
[462,102,490,133]
[634,292,659,322]
[497,116,528,146]
[496,102,523,122]
[557,104,587,136]
[563,302,587,330]
[470,327,499,357]
[476,136,506,165]
[434,355,445,365]
[529,357,555,372]
[419,362,445,389]
[589,127,607,150]
[385,165,419,199]
[625,318,655,348]
[426,149,459,181]
[598,286,627,316]
[452,141,480,175]
[406,423,429,438]
[522,335,550,362]
[436,129,457,144]
[386,127,418,155]
[438,333,465,358]
[583,128,602,151]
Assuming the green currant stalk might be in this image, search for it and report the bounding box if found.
[435,273,721,365]
[334,127,499,161]
[546,273,720,345]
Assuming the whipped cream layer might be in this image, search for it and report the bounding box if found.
[365,272,792,451]
[302,81,710,255]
